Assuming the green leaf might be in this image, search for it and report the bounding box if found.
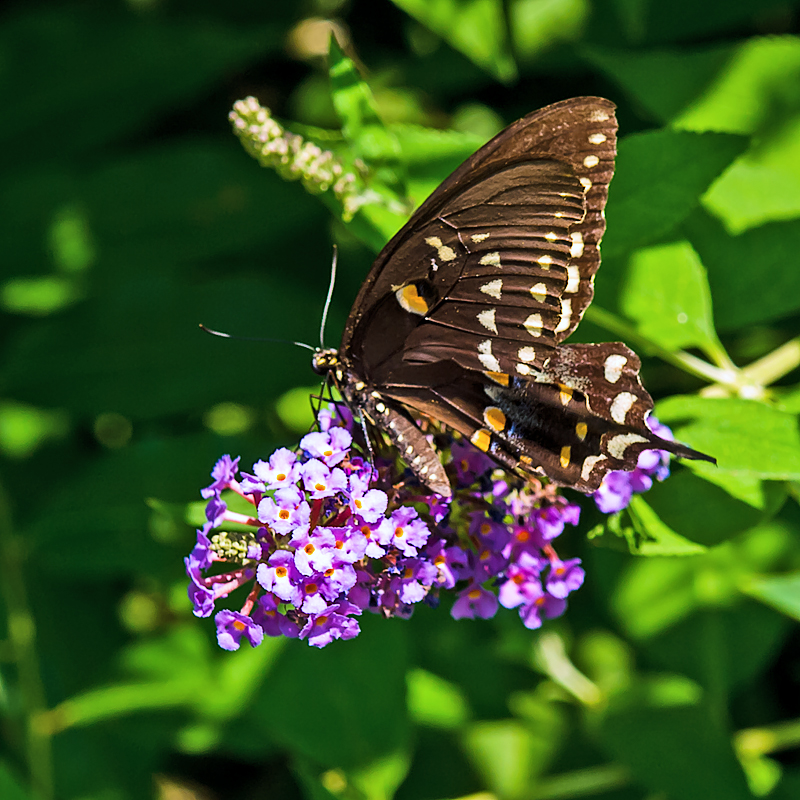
[510,0,589,64]
[642,603,791,694]
[603,130,748,258]
[600,703,753,800]
[656,396,800,491]
[685,211,800,331]
[0,763,32,800]
[252,616,410,769]
[391,122,486,206]
[621,240,720,354]
[645,469,785,547]
[702,139,800,234]
[586,510,641,554]
[407,668,470,728]
[588,497,709,557]
[391,0,517,82]
[633,0,782,45]
[612,552,702,639]
[462,719,539,798]
[0,6,279,163]
[673,36,800,134]
[627,496,708,556]
[329,37,401,165]
[665,38,800,234]
[347,749,412,800]
[327,37,413,249]
[743,572,800,622]
[584,44,734,124]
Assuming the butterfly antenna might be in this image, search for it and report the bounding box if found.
[319,245,338,349]
[199,323,315,352]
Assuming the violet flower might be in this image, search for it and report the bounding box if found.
[592,417,674,513]
[187,407,671,649]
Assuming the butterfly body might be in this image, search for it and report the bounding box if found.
[314,97,713,498]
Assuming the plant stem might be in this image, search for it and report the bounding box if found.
[585,306,734,385]
[0,478,53,800]
[740,336,800,386]
[527,764,630,799]
[735,717,800,758]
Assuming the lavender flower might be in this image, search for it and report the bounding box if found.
[592,417,673,513]
[186,407,604,648]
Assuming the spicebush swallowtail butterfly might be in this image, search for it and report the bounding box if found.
[312,97,713,498]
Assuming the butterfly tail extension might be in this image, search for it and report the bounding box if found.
[658,438,716,466]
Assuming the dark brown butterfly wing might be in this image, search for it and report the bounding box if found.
[335,97,713,496]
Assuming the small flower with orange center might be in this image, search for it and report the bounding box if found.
[300,427,352,467]
[244,447,300,492]
[301,458,347,499]
[216,610,264,651]
[376,506,430,556]
[257,486,310,534]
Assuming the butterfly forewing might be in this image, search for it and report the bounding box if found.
[341,98,617,360]
[331,97,713,497]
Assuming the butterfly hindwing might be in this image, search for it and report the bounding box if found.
[374,355,691,493]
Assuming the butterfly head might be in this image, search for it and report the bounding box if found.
[311,347,340,377]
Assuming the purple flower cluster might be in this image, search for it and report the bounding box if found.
[186,408,590,648]
[592,417,673,513]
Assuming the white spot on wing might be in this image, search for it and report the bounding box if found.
[545,232,558,241]
[569,232,584,258]
[484,384,501,401]
[604,354,628,383]
[555,298,572,334]
[565,264,580,294]
[477,339,501,372]
[538,254,552,266]
[588,133,607,145]
[530,282,547,302]
[579,177,592,191]
[480,251,501,267]
[480,279,503,299]
[608,433,648,459]
[518,346,536,363]
[516,363,532,376]
[581,455,605,481]
[524,313,543,337]
[425,236,456,262]
[478,308,498,333]
[471,233,490,242]
[583,154,600,168]
[589,110,609,122]
[609,391,637,424]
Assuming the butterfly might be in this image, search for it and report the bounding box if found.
[312,97,714,498]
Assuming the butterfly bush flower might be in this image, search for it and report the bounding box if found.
[188,408,677,648]
[592,417,673,513]
[229,97,361,218]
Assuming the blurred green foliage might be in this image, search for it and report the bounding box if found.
[1,1,800,799]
